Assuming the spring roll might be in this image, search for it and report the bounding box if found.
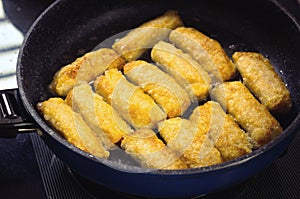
[121,128,187,170]
[123,60,191,118]
[37,98,109,159]
[158,117,223,168]
[151,41,211,101]
[49,48,125,96]
[65,83,133,146]
[169,27,236,82]
[211,81,283,147]
[232,52,292,114]
[112,10,183,62]
[189,101,252,161]
[94,68,167,129]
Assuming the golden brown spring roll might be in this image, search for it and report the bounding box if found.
[158,117,223,168]
[120,128,187,170]
[151,41,212,101]
[232,52,292,114]
[112,10,183,62]
[49,48,125,96]
[123,60,191,118]
[94,68,167,129]
[189,101,252,161]
[169,27,236,82]
[65,83,133,146]
[211,81,283,147]
[37,97,109,159]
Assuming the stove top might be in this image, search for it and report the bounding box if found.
[1,128,299,199]
[0,0,299,198]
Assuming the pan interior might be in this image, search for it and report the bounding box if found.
[17,0,300,173]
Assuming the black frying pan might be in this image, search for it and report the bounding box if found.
[0,0,299,198]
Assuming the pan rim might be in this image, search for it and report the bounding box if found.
[16,0,300,176]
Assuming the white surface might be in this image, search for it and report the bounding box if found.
[0,75,17,89]
[0,0,23,89]
[0,0,4,19]
[0,20,24,48]
[0,49,19,75]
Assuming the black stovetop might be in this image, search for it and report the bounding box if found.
[0,0,299,198]
[1,126,299,199]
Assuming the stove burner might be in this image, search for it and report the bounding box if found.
[67,168,253,199]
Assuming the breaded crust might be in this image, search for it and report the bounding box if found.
[123,60,191,118]
[112,10,183,62]
[65,83,133,146]
[211,81,283,147]
[232,52,292,114]
[151,41,211,101]
[169,27,236,82]
[49,48,125,96]
[158,117,223,168]
[37,97,109,158]
[94,68,167,129]
[120,128,187,170]
[189,101,252,161]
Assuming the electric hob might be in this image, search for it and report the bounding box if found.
[0,0,299,198]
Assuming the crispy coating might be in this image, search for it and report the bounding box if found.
[158,117,223,168]
[232,52,292,114]
[65,83,133,146]
[94,68,167,129]
[121,128,187,170]
[37,97,109,158]
[189,101,252,161]
[151,41,212,101]
[112,10,183,62]
[211,81,283,147]
[169,27,236,82]
[123,60,191,118]
[49,48,125,96]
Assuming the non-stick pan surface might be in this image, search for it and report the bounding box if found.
[16,0,300,197]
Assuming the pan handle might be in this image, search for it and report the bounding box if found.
[0,88,37,138]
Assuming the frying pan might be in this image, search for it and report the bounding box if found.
[0,0,299,198]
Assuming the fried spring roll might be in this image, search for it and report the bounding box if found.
[49,48,125,96]
[37,98,109,159]
[120,128,187,170]
[189,101,252,161]
[169,27,236,82]
[151,41,212,101]
[211,81,283,147]
[123,60,191,118]
[112,10,183,62]
[158,117,223,168]
[94,68,167,129]
[65,83,133,146]
[232,52,292,114]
